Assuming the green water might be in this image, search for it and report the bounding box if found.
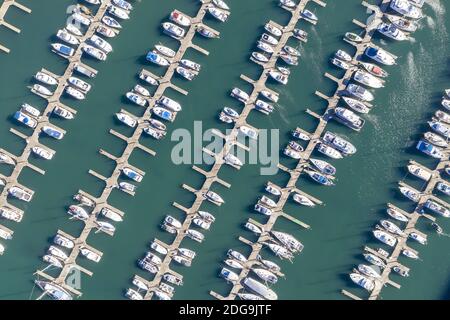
[0,0,449,300]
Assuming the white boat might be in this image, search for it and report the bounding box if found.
[424,132,448,148]
[322,131,356,155]
[153,107,175,122]
[353,70,384,89]
[342,96,371,114]
[346,83,374,102]
[205,190,224,204]
[35,281,72,300]
[284,147,302,159]
[31,84,52,96]
[335,49,352,62]
[239,125,258,140]
[139,71,159,86]
[73,193,95,208]
[83,44,107,61]
[283,45,300,57]
[402,249,419,259]
[416,140,445,159]
[399,186,420,202]
[0,244,5,255]
[345,32,363,43]
[178,248,196,260]
[122,167,143,183]
[71,12,91,26]
[424,200,450,218]
[96,220,116,233]
[390,0,422,19]
[292,128,310,141]
[442,99,450,111]
[96,25,116,38]
[126,92,147,106]
[150,241,168,256]
[317,142,343,159]
[265,183,282,196]
[170,10,191,27]
[0,153,15,165]
[68,205,89,220]
[213,0,230,10]
[8,186,33,202]
[237,293,265,301]
[436,181,450,196]
[0,207,23,222]
[231,87,249,102]
[260,195,277,208]
[116,112,137,127]
[257,41,274,54]
[48,245,68,261]
[305,169,335,186]
[56,29,79,45]
[102,15,122,29]
[196,25,218,38]
[244,222,263,234]
[407,164,431,181]
[373,230,397,247]
[264,22,282,37]
[386,14,418,32]
[271,231,304,253]
[349,273,375,291]
[365,46,396,66]
[293,28,308,41]
[363,253,386,269]
[146,51,170,66]
[51,43,75,57]
[254,203,272,216]
[409,232,427,245]
[0,228,12,240]
[113,0,133,11]
[155,44,176,58]
[68,76,91,93]
[309,158,336,176]
[243,277,278,300]
[293,193,315,207]
[14,111,37,128]
[153,289,171,300]
[53,234,74,249]
[65,86,85,100]
[89,34,113,53]
[119,181,136,192]
[359,62,389,78]
[43,254,63,268]
[302,9,318,21]
[377,23,408,41]
[207,7,229,22]
[126,288,143,300]
[330,58,351,70]
[108,4,130,20]
[53,106,74,120]
[197,211,215,223]
[162,22,185,39]
[280,0,296,8]
[435,110,450,124]
[224,153,243,167]
[176,66,196,81]
[163,273,183,286]
[252,52,269,63]
[386,207,409,222]
[334,107,365,131]
[220,267,239,282]
[252,268,278,284]
[261,33,278,46]
[35,72,58,86]
[65,23,83,37]
[100,207,123,222]
[269,71,288,85]
[380,219,405,236]
[358,264,381,278]
[192,217,211,230]
[180,59,201,72]
[186,229,204,243]
[429,120,450,139]
[279,52,298,66]
[32,146,54,160]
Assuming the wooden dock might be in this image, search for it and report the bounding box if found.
[0,0,31,53]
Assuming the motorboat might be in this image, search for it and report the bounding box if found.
[71,12,91,26]
[74,63,97,78]
[107,4,130,20]
[317,142,343,159]
[152,107,176,122]
[353,70,384,89]
[173,254,192,267]
[244,222,263,234]
[154,45,175,59]
[260,90,279,103]
[68,76,91,93]
[390,0,422,19]
[32,146,54,160]
[53,105,74,120]
[186,229,205,243]
[435,110,450,124]
[330,57,351,70]
[288,141,303,152]
[205,190,224,204]
[56,29,79,45]
[8,186,32,202]
[73,193,95,208]
[239,125,258,140]
[292,128,310,141]
[213,0,230,10]
[271,231,303,253]
[231,87,249,102]
[377,23,408,41]
[65,23,83,37]
[42,126,64,140]
[227,249,247,263]
[284,147,302,160]
[158,96,181,112]
[359,61,389,78]
[164,215,182,229]
[170,10,191,27]
[207,7,229,22]
[309,158,336,176]
[345,32,363,43]
[279,52,298,66]
[237,293,264,301]
[334,107,365,131]
[113,0,133,11]
[386,14,418,32]
[125,288,143,301]
[342,96,370,114]
[358,264,381,278]
[96,220,116,233]
[116,112,137,127]
[65,86,85,100]
[393,266,409,277]
[252,52,269,63]
[436,181,450,196]
[423,200,450,218]
[402,249,419,260]
[280,0,296,8]
[265,183,282,196]
[197,211,215,223]
[407,164,431,181]
[257,41,274,54]
[83,44,107,61]
[373,230,397,247]
[89,34,113,53]
[283,45,300,57]
[252,268,278,284]
[150,241,168,256]
[386,207,409,222]
[269,71,288,85]
[43,254,63,268]
[293,28,308,41]
[409,232,427,245]
[428,120,450,139]
[254,203,272,216]
[178,248,196,260]
[0,152,15,165]
[380,219,405,236]
[96,25,116,38]
[176,66,197,81]
[222,107,239,119]
[349,273,375,291]
[256,99,274,114]
[51,43,75,57]
[364,46,396,66]
[302,9,318,21]
[261,33,278,46]
[335,49,352,62]
[163,273,183,286]
[126,92,147,106]
[34,72,58,86]
[224,153,243,167]
[180,59,201,72]
[243,277,277,300]
[262,241,294,260]
[363,253,386,269]
[0,228,12,240]
[35,281,72,300]
[346,83,374,102]
[264,22,282,37]
[196,25,218,38]
[14,111,37,128]
[192,217,211,230]
[100,207,123,222]
[162,22,185,39]
[424,132,448,148]
[48,245,68,261]
[146,51,170,66]
[138,259,159,273]
[416,140,445,159]
[68,205,89,220]
[133,84,150,97]
[293,193,315,207]
[53,234,74,249]
[0,207,23,222]
[119,181,136,193]
[260,195,277,208]
[139,70,159,86]
[31,84,52,96]
[399,185,420,202]
[220,267,239,282]
[322,131,356,155]
[442,99,450,111]
[258,257,281,273]
[304,169,334,186]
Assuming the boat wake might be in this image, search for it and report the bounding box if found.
[426,0,448,43]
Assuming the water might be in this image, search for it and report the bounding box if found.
[0,0,449,300]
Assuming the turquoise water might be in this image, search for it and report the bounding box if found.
[0,0,449,300]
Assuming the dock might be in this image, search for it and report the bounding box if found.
[0,0,31,53]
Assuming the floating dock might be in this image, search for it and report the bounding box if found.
[0,0,31,53]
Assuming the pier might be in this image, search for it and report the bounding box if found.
[0,0,31,53]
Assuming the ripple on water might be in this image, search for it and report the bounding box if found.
[427,0,449,43]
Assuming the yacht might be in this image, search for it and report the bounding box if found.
[213,0,230,10]
[126,92,147,106]
[205,190,224,204]
[43,255,63,268]
[227,250,247,263]
[231,87,250,103]
[377,23,408,41]
[407,164,431,181]
[144,126,166,140]
[345,32,363,43]
[139,70,159,86]
[260,90,279,103]
[342,96,370,114]
[207,7,229,22]
[402,249,419,260]
[65,86,85,100]
[155,45,176,58]
[346,83,374,102]
[73,193,95,208]
[271,231,304,253]
[386,207,409,222]
[386,14,418,32]
[373,230,397,247]
[113,0,133,11]
[284,147,302,160]
[243,277,278,300]
[239,126,258,140]
[330,57,351,70]
[53,106,74,120]
[244,222,263,235]
[14,111,37,128]
[107,4,130,20]
[317,142,343,159]
[196,25,218,38]
[224,153,243,167]
[53,234,74,249]
[65,23,83,36]
[283,45,300,57]
[133,84,150,97]
[163,273,183,286]
[224,259,243,269]
[322,131,356,155]
[435,110,450,124]
[89,34,113,53]
[399,185,420,202]
[178,248,196,260]
[170,10,191,27]
[416,140,444,159]
[74,63,97,78]
[305,169,335,186]
[390,0,422,19]
[288,141,304,152]
[144,252,162,265]
[309,158,336,176]
[176,66,196,81]
[252,52,269,63]
[48,245,68,261]
[152,107,176,122]
[237,293,265,301]
[8,186,32,202]
[293,193,315,207]
[335,49,352,62]
[424,132,448,148]
[265,183,282,197]
[155,96,180,112]
[119,181,136,193]
[436,181,450,196]
[254,203,273,216]
[147,118,166,132]
[334,107,365,131]
[363,253,386,269]
[180,59,201,72]
[164,215,182,229]
[97,25,116,38]
[138,259,159,273]
[220,267,239,282]
[71,12,91,26]
[31,84,53,96]
[192,217,210,230]
[264,22,282,37]
[186,229,205,243]
[292,128,310,141]
[32,146,54,160]
[56,29,79,45]
[302,9,318,21]
[96,220,116,233]
[100,207,123,222]
[358,264,381,279]
[35,281,72,300]
[34,72,58,86]
[146,52,170,67]
[279,52,298,66]
[424,200,450,218]
[162,22,185,39]
[259,195,277,208]
[0,152,15,165]
[125,288,143,301]
[68,205,89,220]
[261,33,278,46]
[68,76,91,93]
[269,71,288,85]
[364,46,396,65]
[83,44,107,61]
[116,112,137,127]
[102,15,122,29]
[0,228,12,240]
[293,28,308,41]
[150,241,168,256]
[0,207,23,222]
[51,43,75,57]
[280,0,296,8]
[353,70,384,89]
[349,273,375,291]
[257,41,274,54]
[428,120,450,139]
[252,268,278,284]
[122,167,143,183]
[222,107,239,119]
[197,211,215,223]
[409,232,427,245]
[380,219,405,236]
[256,100,274,114]
[359,62,389,78]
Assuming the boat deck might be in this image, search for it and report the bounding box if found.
[0,0,31,53]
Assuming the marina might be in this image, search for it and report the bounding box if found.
[0,0,31,53]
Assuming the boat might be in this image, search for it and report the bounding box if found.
[83,44,107,61]
[213,0,230,10]
[432,222,444,235]
[51,43,75,57]
[220,267,239,282]
[399,186,420,202]
[402,249,419,259]
[186,229,205,243]
[100,207,122,222]
[65,86,85,100]
[260,90,279,103]
[435,110,450,124]
[68,76,91,93]
[53,234,74,249]
[231,87,249,103]
[147,119,166,132]
[265,183,282,196]
[0,207,23,222]
[380,219,405,236]
[244,222,263,234]
[346,83,374,102]
[335,49,352,62]
[258,257,281,273]
[74,63,97,78]
[302,9,317,21]
[56,29,79,45]
[288,141,303,152]
[363,253,386,269]
[283,45,300,57]
[261,33,278,46]
[393,266,409,277]
[256,99,274,114]
[205,190,224,204]
[424,200,450,218]
[386,207,409,222]
[180,59,201,72]
[224,153,243,167]
[0,228,12,240]
[442,99,450,111]
[8,186,32,202]
[305,169,334,186]
[150,241,168,256]
[407,164,431,181]
[65,23,83,37]
[342,96,370,114]
[257,41,274,54]
[32,146,54,160]
[155,45,175,58]
[280,0,296,8]
[322,131,356,155]
[345,32,363,43]
[146,51,170,67]
[436,181,450,196]
[264,22,282,37]
[243,277,278,300]
[0,152,15,165]
[359,62,389,78]
[334,107,365,131]
[125,288,143,301]
[309,158,336,176]
[43,255,63,268]
[353,70,384,89]
[0,244,4,255]
[416,140,444,159]
[222,107,239,119]
[358,264,381,278]
[89,34,113,53]
[409,232,427,245]
[48,246,68,261]
[170,10,191,27]
[152,107,175,122]
[71,12,91,26]
[317,142,343,159]
[42,126,64,140]
[252,52,269,63]
[68,205,89,220]
[35,281,72,300]
[445,89,450,99]
[53,106,74,120]
[176,66,196,81]
[163,273,183,286]
[291,128,310,141]
[227,249,247,263]
[424,132,448,148]
[31,84,53,96]
[192,217,210,230]
[122,167,143,183]
[373,230,397,247]
[390,0,422,19]
[269,71,288,85]
[330,57,351,70]
[132,84,150,98]
[102,15,122,29]
[96,220,115,233]
[377,22,408,41]
[164,215,182,229]
[237,293,265,301]
[14,111,37,128]
[138,259,159,273]
[196,25,218,38]
[279,52,298,66]
[73,193,95,208]
[113,0,133,11]
[126,92,147,106]
[349,273,375,291]
[293,193,315,207]
[254,203,272,216]
[162,22,185,39]
[197,211,215,223]
[19,103,40,118]
[271,231,304,253]
[364,46,396,66]
[409,0,425,8]
[153,289,171,301]
[252,268,278,284]
[284,147,302,159]
[429,120,450,139]
[260,195,277,208]
[34,72,58,86]
[293,28,308,41]
[96,25,116,38]
[239,125,258,140]
[139,71,159,86]
[116,112,137,127]
[107,4,130,20]
[207,7,229,22]
[386,14,418,32]
[119,181,136,193]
